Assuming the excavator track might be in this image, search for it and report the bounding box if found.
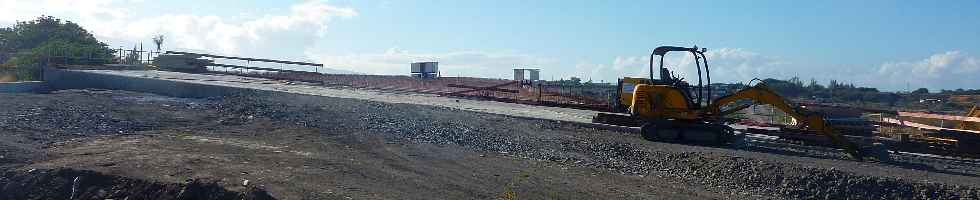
[640,120,735,146]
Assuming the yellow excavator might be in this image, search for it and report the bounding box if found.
[593,45,872,160]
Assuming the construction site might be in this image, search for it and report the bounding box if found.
[0,46,977,200]
[2,4,980,199]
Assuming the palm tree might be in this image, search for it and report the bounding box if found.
[152,35,164,51]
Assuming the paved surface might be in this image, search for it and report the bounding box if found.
[88,70,601,124]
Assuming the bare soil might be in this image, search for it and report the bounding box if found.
[0,168,273,200]
[2,89,980,199]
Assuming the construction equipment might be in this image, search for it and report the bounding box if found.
[594,45,871,160]
[152,53,212,72]
[956,105,980,131]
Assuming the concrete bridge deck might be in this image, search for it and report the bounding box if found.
[45,69,605,125]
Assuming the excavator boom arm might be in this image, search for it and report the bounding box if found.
[956,105,980,131]
[704,83,863,159]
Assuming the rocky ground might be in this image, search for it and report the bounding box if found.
[1,89,980,199]
[0,168,273,200]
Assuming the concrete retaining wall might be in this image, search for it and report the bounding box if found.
[37,68,635,133]
[43,68,251,98]
[0,81,49,93]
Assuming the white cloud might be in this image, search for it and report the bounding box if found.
[5,1,976,91]
[584,49,980,91]
[307,48,554,78]
[576,48,792,84]
[874,51,980,91]
[0,0,129,26]
[0,0,355,60]
[311,47,798,83]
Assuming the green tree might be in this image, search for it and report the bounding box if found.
[152,34,164,51]
[912,88,929,94]
[806,78,825,92]
[763,78,807,97]
[0,15,113,66]
[555,77,583,85]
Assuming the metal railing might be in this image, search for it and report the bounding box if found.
[1,45,162,81]
[1,47,162,66]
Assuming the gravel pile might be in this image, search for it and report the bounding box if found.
[215,92,980,199]
[0,90,209,142]
[0,168,273,200]
[0,104,140,136]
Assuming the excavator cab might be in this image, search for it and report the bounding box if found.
[650,46,712,108]
[614,46,712,111]
[615,46,713,121]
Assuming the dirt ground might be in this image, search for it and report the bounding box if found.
[2,89,980,199]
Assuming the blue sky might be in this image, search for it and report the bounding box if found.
[2,0,978,91]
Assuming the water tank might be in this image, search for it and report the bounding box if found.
[411,62,439,78]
